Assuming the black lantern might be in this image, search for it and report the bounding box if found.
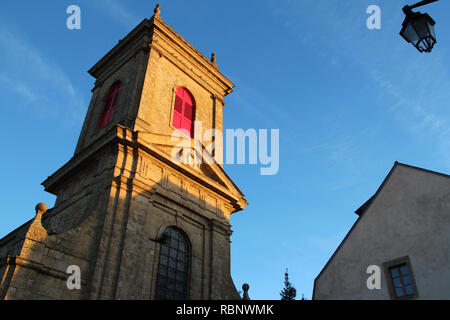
[399,0,439,53]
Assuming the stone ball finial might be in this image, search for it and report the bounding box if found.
[211,52,217,64]
[35,203,47,215]
[154,4,161,16]
[242,283,250,300]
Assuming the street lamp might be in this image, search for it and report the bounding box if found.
[400,0,439,53]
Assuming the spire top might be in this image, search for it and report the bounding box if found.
[153,4,161,17]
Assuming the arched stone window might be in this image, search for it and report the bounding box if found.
[155,227,191,300]
[98,81,121,128]
[172,87,195,137]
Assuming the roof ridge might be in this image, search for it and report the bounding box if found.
[153,16,217,69]
[395,161,450,179]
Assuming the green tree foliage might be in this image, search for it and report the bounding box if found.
[280,269,297,300]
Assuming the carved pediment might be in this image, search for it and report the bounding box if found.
[135,131,246,207]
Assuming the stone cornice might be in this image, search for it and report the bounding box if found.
[135,132,247,213]
[87,16,234,98]
[208,218,233,237]
[1,256,87,285]
[150,16,234,98]
[42,126,248,214]
[88,19,152,78]
[41,125,126,194]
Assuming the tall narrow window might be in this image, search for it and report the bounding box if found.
[155,227,190,300]
[172,87,195,137]
[98,81,121,129]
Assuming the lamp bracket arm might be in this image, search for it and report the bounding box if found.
[408,0,439,11]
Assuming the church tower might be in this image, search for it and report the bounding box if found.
[0,5,247,300]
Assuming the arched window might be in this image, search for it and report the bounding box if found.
[155,227,191,300]
[98,81,121,129]
[172,87,195,137]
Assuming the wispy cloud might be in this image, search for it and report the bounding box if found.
[270,0,450,167]
[0,29,76,97]
[0,26,85,124]
[0,75,38,103]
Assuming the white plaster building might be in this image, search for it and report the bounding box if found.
[313,162,450,300]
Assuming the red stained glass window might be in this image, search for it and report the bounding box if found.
[98,81,121,129]
[172,87,195,137]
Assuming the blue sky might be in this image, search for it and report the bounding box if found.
[1,0,450,299]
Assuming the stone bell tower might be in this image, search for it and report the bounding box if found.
[0,5,247,300]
